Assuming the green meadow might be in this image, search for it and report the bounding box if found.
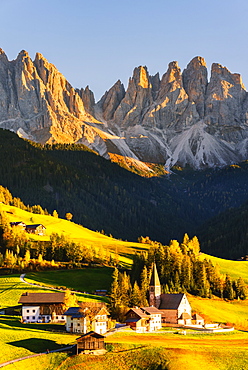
[25,267,114,294]
[200,253,248,283]
[0,316,76,364]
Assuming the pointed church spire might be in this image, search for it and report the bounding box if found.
[149,262,161,308]
[150,262,160,287]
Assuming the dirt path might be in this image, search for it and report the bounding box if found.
[0,346,74,368]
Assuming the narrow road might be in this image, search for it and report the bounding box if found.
[20,273,61,291]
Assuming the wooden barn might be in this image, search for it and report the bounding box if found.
[76,331,106,355]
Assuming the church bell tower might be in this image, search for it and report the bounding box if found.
[149,262,161,308]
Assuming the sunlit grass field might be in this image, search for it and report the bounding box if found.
[3,330,248,370]
[188,294,248,328]
[200,253,248,283]
[0,316,77,364]
[0,275,55,310]
[2,203,248,281]
[0,204,149,266]
[4,331,248,370]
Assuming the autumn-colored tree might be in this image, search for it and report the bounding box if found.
[65,213,73,221]
[52,210,59,218]
[63,289,78,310]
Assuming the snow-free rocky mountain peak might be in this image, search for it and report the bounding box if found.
[0,50,248,171]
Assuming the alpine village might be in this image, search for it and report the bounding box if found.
[0,48,247,370]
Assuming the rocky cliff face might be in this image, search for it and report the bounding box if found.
[1,49,248,170]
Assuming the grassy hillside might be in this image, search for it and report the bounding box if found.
[188,294,248,328]
[2,202,248,277]
[0,316,76,364]
[0,203,149,266]
[200,253,248,283]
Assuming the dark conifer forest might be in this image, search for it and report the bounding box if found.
[1,128,248,260]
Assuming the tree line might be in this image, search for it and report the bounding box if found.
[109,235,247,320]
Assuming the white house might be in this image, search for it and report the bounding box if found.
[19,292,67,323]
[125,306,162,332]
[64,304,109,334]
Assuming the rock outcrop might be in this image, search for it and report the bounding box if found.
[1,49,248,170]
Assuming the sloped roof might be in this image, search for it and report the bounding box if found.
[159,293,185,310]
[180,312,191,320]
[64,305,109,318]
[126,308,150,319]
[18,292,65,304]
[63,307,84,318]
[150,263,160,286]
[76,331,105,340]
[25,224,46,229]
[80,305,110,317]
[10,221,26,226]
[141,306,161,314]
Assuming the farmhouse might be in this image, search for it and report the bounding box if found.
[19,292,68,323]
[125,306,162,332]
[10,221,26,231]
[25,224,46,236]
[76,331,106,355]
[149,263,193,325]
[64,304,110,334]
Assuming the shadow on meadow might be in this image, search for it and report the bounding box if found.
[7,338,62,353]
[0,316,66,332]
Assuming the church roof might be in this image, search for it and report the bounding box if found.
[150,263,160,286]
[159,293,185,310]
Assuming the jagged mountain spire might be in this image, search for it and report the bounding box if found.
[0,50,248,171]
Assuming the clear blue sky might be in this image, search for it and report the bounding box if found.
[0,0,247,101]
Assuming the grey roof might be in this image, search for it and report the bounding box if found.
[10,221,26,226]
[25,224,46,229]
[63,307,84,317]
[159,293,185,310]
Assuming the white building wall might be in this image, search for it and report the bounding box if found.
[149,314,162,331]
[22,306,40,323]
[93,314,108,334]
[178,295,192,318]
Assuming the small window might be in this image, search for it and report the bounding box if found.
[78,323,80,326]
[26,316,29,319]
[26,310,29,313]
[32,310,35,313]
[32,316,35,320]
[56,316,58,319]
[61,316,64,319]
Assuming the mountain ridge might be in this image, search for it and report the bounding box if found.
[0,49,248,170]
